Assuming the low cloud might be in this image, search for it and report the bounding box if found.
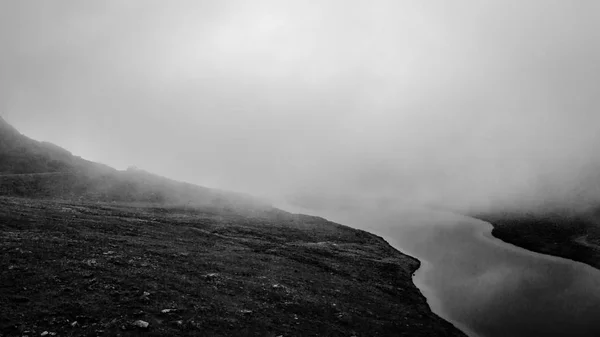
[2,0,600,215]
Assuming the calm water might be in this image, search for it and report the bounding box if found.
[288,206,600,337]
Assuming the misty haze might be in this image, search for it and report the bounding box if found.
[1,1,600,336]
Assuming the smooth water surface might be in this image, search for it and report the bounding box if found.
[294,207,600,337]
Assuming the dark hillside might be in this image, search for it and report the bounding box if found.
[476,208,600,270]
[0,118,466,336]
[0,117,82,174]
[0,117,265,211]
[0,196,466,336]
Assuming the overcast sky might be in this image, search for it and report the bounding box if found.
[1,1,600,213]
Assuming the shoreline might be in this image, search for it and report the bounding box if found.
[373,231,471,335]
[489,226,600,270]
[411,254,478,337]
[0,196,467,336]
[312,213,472,337]
[475,214,600,272]
[472,218,596,267]
[244,202,470,336]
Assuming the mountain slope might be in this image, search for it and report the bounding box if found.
[0,117,265,211]
[0,118,467,336]
[0,196,466,336]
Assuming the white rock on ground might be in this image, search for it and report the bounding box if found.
[133,320,150,329]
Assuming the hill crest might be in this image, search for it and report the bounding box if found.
[0,119,268,211]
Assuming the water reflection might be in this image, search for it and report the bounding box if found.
[382,211,600,337]
[298,207,600,337]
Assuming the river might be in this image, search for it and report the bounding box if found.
[283,205,600,337]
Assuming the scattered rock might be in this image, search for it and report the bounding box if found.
[103,251,115,255]
[240,309,253,315]
[102,318,118,328]
[170,320,184,327]
[161,308,177,314]
[187,320,203,330]
[139,291,151,301]
[132,320,149,329]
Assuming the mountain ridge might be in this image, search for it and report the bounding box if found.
[0,118,267,212]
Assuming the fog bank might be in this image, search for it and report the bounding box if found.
[2,1,600,214]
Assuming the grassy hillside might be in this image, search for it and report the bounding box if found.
[476,208,600,270]
[0,196,465,336]
[0,117,466,336]
[0,117,265,211]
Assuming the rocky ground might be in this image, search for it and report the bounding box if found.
[0,196,465,336]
